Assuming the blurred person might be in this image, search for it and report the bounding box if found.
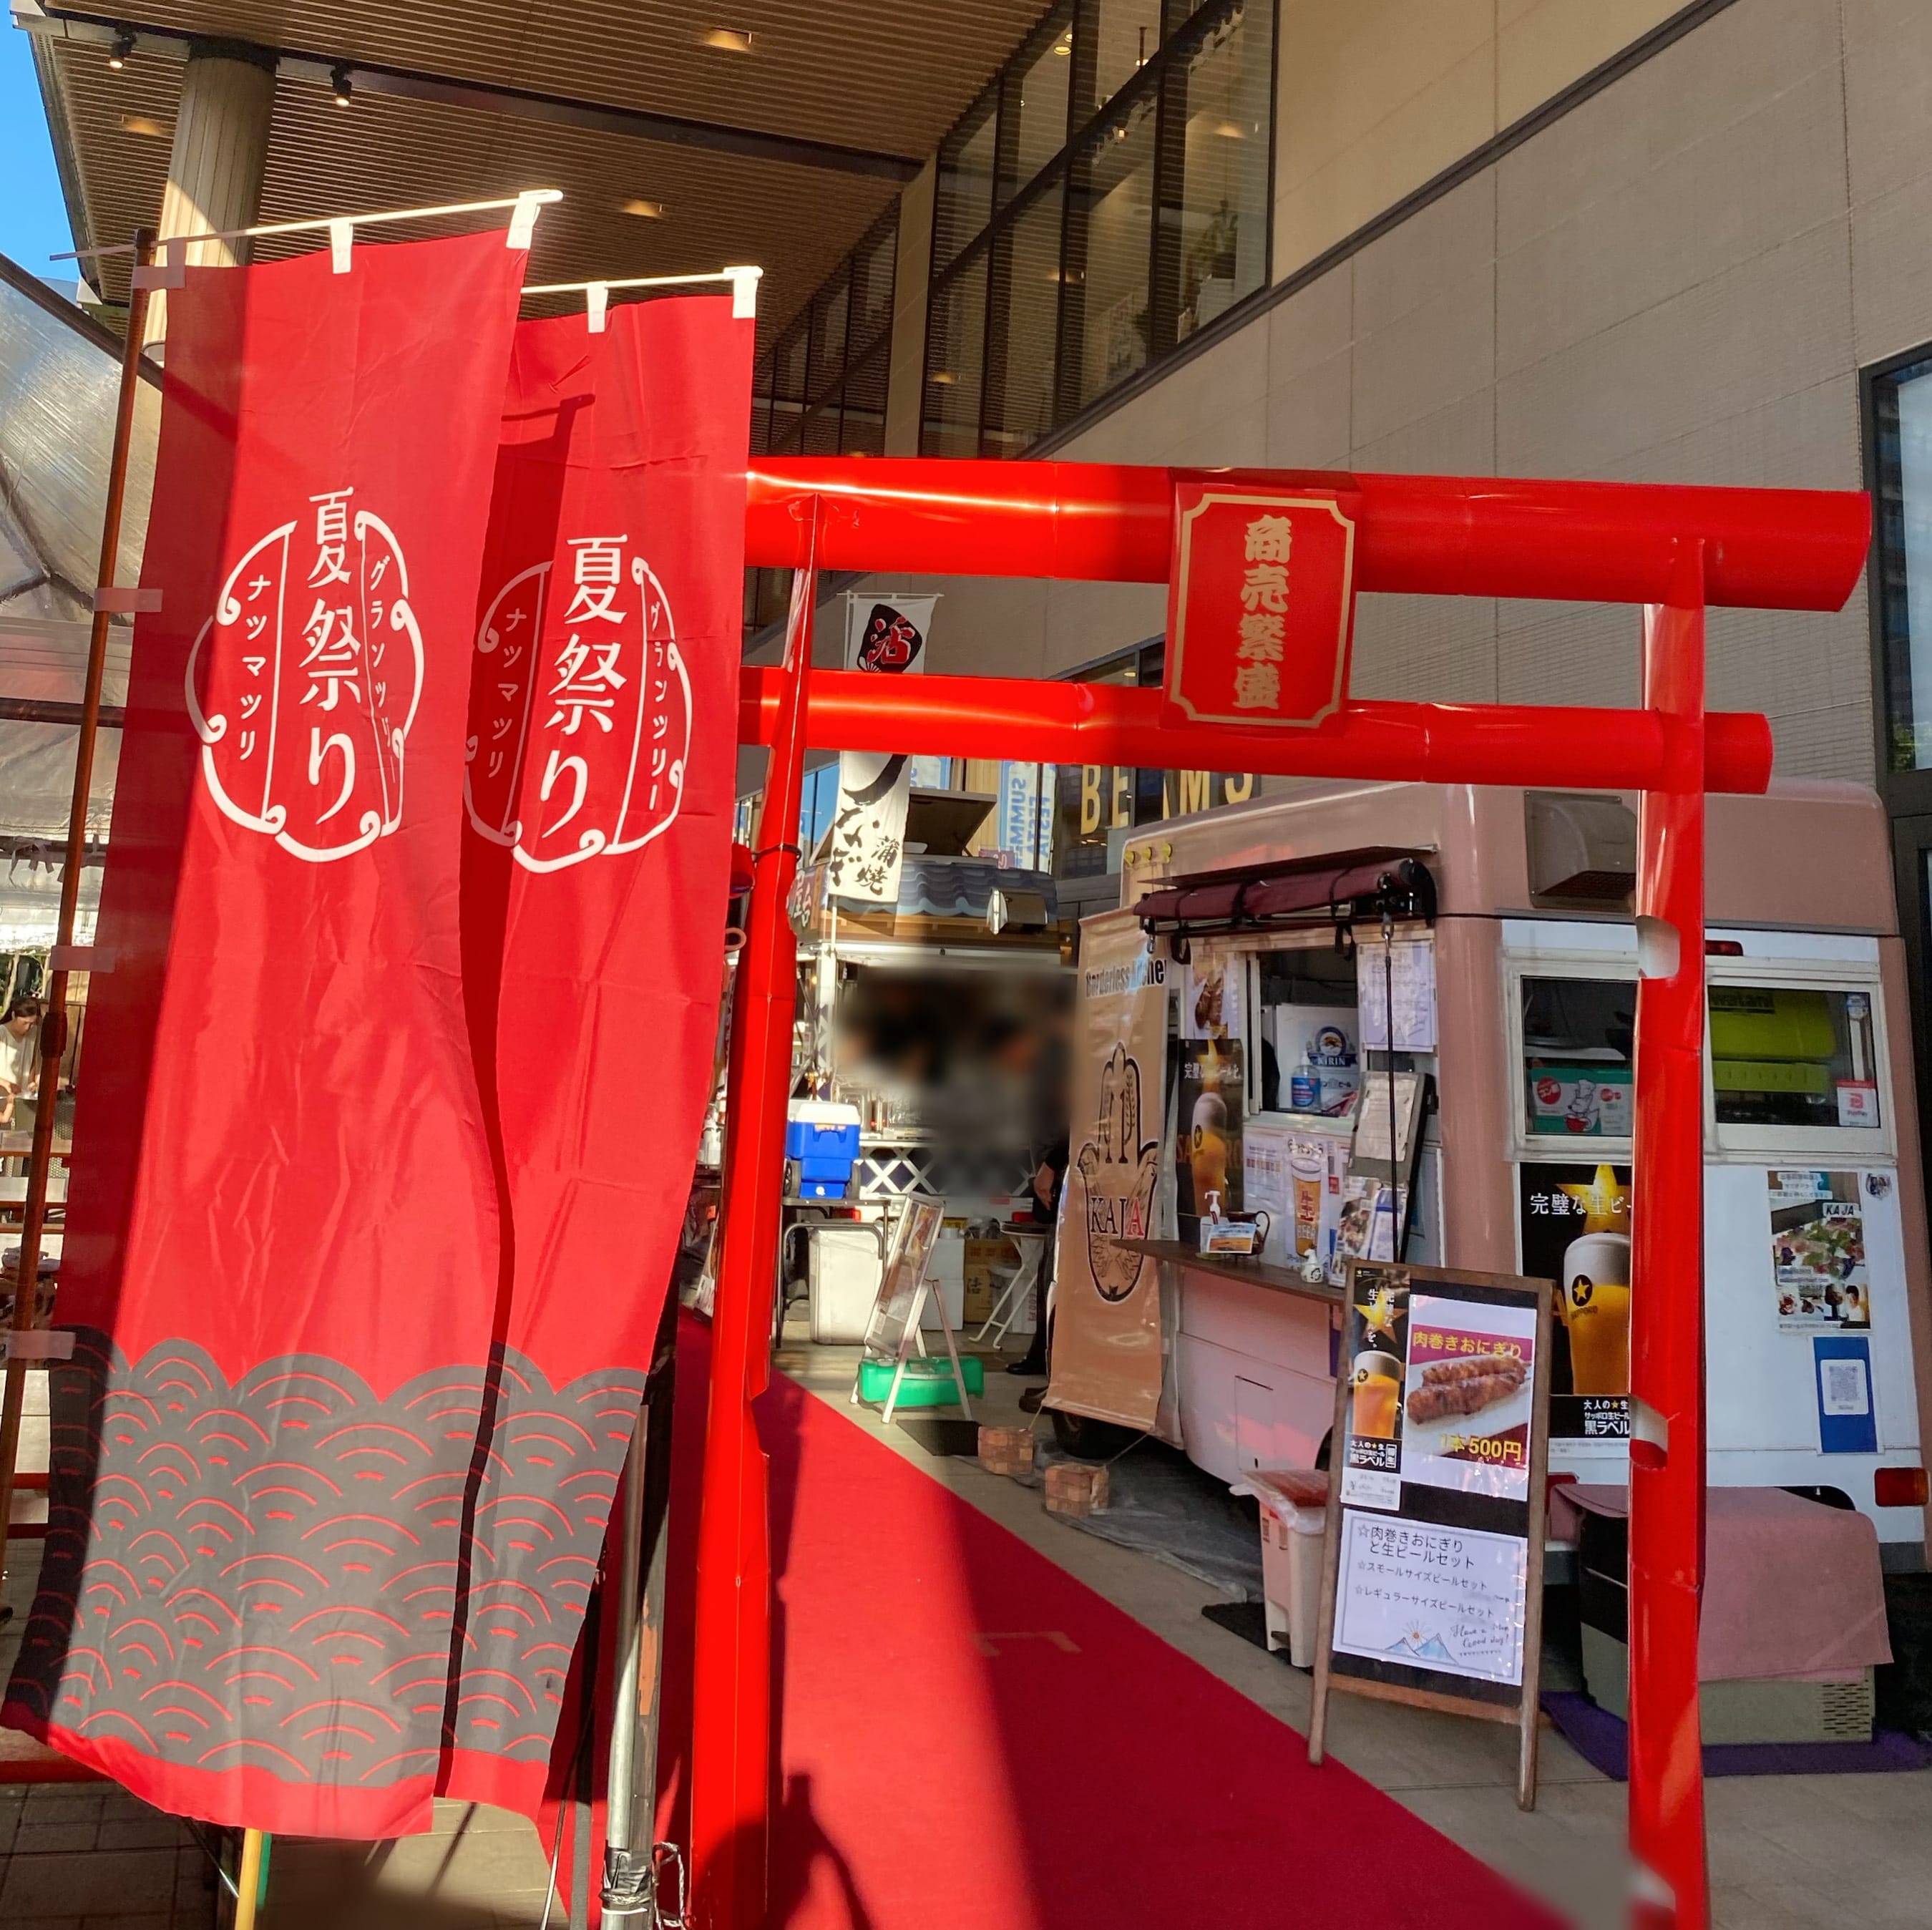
[0,997,44,1134]
[1010,999,1071,1388]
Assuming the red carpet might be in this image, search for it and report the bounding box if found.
[660,1320,1563,1929]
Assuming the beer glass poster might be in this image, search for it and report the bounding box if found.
[1767,1170,1869,1330]
[1340,1272,1410,1511]
[1176,1038,1244,1218]
[1340,1272,1537,1509]
[1517,1162,1631,1441]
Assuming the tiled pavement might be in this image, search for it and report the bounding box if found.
[0,1780,216,1929]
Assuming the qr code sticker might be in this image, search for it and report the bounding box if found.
[1820,1358,1870,1418]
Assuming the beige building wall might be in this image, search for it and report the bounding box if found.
[807,0,1923,785]
[1270,0,1689,282]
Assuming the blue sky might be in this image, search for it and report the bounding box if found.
[0,24,77,275]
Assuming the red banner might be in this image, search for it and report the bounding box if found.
[1163,479,1358,728]
[2,232,526,1836]
[442,297,751,1822]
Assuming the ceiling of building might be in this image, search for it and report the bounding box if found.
[22,0,1044,333]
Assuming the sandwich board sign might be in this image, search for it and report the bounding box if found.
[1307,1259,1555,1809]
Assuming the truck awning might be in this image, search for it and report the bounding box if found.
[1133,847,1435,935]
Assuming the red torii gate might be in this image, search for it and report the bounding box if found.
[690,458,1872,1930]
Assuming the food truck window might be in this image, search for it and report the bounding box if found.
[1519,975,1635,1144]
[1254,942,1360,1117]
[1707,985,1881,1133]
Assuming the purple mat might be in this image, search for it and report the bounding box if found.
[1542,1691,1932,1778]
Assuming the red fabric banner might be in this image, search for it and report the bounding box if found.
[442,297,751,1827]
[3,231,526,1836]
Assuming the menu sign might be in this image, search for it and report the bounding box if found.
[1767,1169,1869,1330]
[1310,1260,1555,1812]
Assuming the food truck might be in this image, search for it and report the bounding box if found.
[1048,777,1932,1566]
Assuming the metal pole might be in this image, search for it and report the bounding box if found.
[602,1292,678,1919]
[689,506,821,1930]
[0,229,155,1592]
[1627,540,1710,1927]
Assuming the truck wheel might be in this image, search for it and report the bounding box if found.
[1050,1407,1138,1461]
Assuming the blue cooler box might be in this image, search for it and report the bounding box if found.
[786,1101,862,1199]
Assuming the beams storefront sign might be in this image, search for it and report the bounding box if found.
[1163,479,1358,728]
[1045,911,1170,1432]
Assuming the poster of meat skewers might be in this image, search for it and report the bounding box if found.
[1400,1296,1538,1501]
[1311,1259,1555,1791]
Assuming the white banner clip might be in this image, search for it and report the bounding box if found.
[50,945,114,974]
[329,218,354,274]
[507,190,544,251]
[92,586,161,614]
[587,282,610,333]
[726,265,763,320]
[1,1330,76,1363]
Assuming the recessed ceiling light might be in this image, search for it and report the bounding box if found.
[1214,120,1245,139]
[1054,31,1070,55]
[930,371,955,386]
[620,198,666,219]
[120,113,169,137]
[704,26,753,52]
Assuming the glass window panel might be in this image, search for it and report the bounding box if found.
[809,273,850,398]
[984,176,1066,458]
[1066,99,1156,410]
[924,250,988,457]
[750,394,772,457]
[768,397,804,456]
[1088,0,1162,116]
[1709,985,1881,1129]
[935,89,999,269]
[802,401,843,456]
[849,216,897,357]
[841,345,889,456]
[1519,978,1635,1139]
[1169,0,1273,341]
[1872,356,1932,770]
[774,320,809,403]
[1002,9,1073,201]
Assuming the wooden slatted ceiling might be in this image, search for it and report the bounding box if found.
[45,0,1044,325]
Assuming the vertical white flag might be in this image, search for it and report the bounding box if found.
[826,593,938,902]
[845,593,937,672]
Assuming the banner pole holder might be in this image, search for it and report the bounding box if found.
[0,227,157,1698]
[524,267,763,326]
[54,189,564,287]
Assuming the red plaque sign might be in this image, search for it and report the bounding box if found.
[1163,480,1357,727]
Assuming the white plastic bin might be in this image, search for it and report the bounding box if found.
[1241,1469,1330,1667]
[806,1224,883,1344]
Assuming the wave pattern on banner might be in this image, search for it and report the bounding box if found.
[9,1332,644,1785]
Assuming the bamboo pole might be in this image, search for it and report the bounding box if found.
[0,228,155,1602]
[233,1827,266,1929]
